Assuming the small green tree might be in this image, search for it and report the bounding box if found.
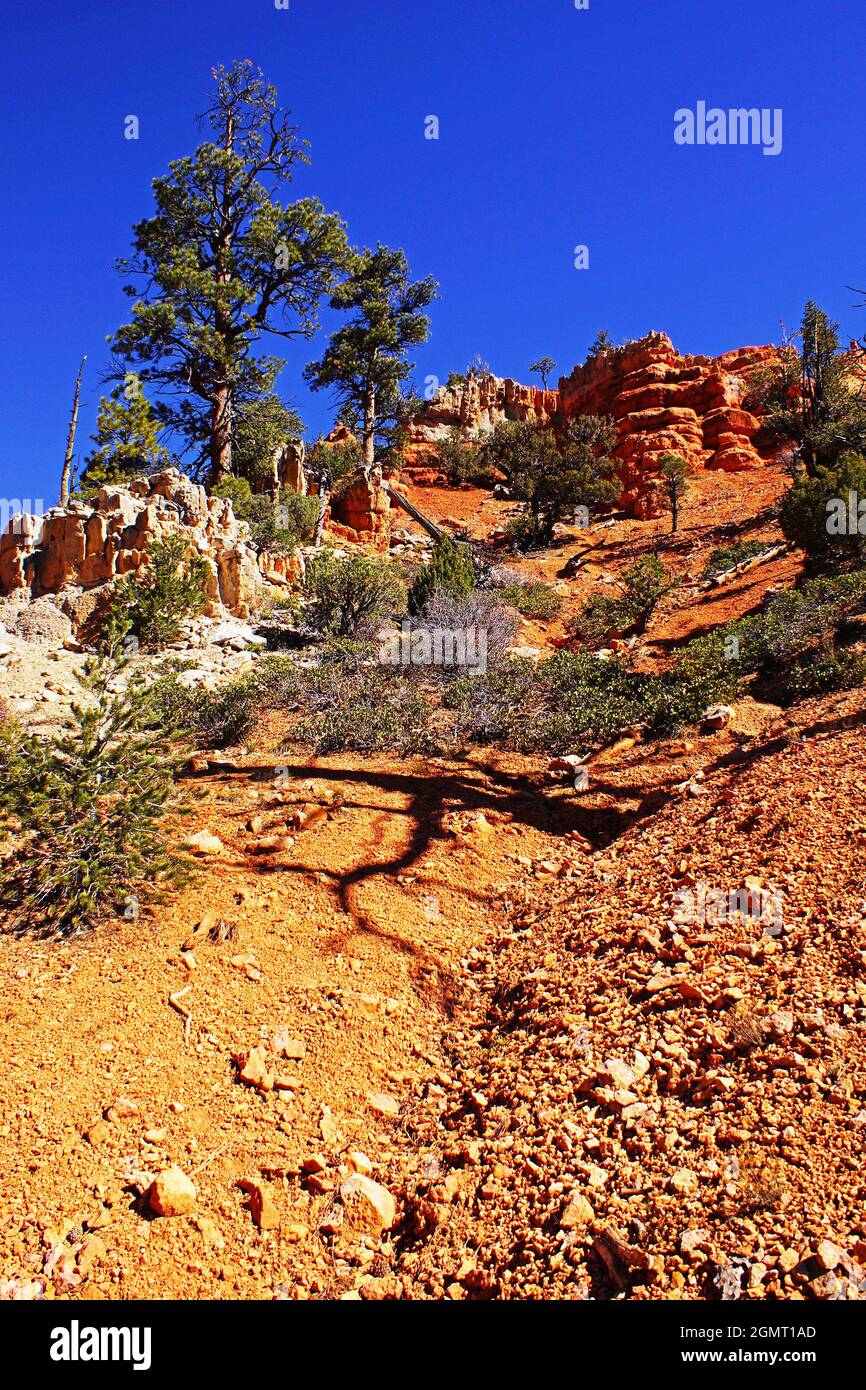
[530,356,556,390]
[437,427,495,487]
[408,536,476,615]
[78,383,171,495]
[102,536,211,652]
[232,394,304,494]
[0,658,185,935]
[304,551,406,638]
[482,416,618,549]
[749,302,866,477]
[780,452,866,570]
[304,244,438,472]
[659,452,691,532]
[588,330,616,357]
[571,554,672,642]
[212,476,318,551]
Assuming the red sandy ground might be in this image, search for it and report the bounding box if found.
[3,461,866,1300]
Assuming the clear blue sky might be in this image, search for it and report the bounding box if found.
[1,0,864,507]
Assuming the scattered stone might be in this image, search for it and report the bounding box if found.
[236,1046,274,1092]
[367,1092,400,1118]
[241,1181,280,1231]
[340,1175,396,1234]
[186,830,224,857]
[148,1166,196,1218]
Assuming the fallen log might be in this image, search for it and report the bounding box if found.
[703,543,788,589]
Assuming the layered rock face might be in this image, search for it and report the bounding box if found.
[0,470,268,617]
[557,332,783,516]
[406,334,784,516]
[329,471,391,552]
[404,372,557,471]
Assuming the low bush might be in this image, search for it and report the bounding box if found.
[779,453,866,571]
[570,555,672,643]
[213,478,319,552]
[0,658,185,935]
[681,569,866,704]
[304,552,407,638]
[495,581,562,620]
[406,590,519,674]
[102,536,211,652]
[785,650,866,699]
[437,428,497,488]
[147,671,259,749]
[445,651,654,752]
[269,641,434,755]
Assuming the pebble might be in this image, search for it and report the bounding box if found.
[148,1166,196,1218]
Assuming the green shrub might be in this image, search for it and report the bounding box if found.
[785,650,866,698]
[483,415,618,550]
[446,652,654,752]
[148,672,259,748]
[307,437,363,498]
[271,641,434,754]
[408,537,476,615]
[495,582,562,620]
[692,569,866,704]
[780,453,866,571]
[654,633,741,733]
[304,551,406,638]
[437,428,496,487]
[213,477,317,552]
[274,491,322,546]
[102,536,210,652]
[571,555,672,643]
[703,540,776,580]
[0,658,185,935]
[446,633,743,752]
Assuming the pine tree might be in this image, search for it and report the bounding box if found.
[530,355,556,390]
[304,245,437,472]
[0,657,186,934]
[408,536,476,615]
[482,416,618,549]
[109,60,348,485]
[78,381,171,495]
[752,302,866,476]
[659,452,691,532]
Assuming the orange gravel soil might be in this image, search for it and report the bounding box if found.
[5,460,866,1301]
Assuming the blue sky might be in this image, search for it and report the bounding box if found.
[1,0,864,507]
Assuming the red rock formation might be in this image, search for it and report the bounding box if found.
[404,372,556,469]
[329,471,391,552]
[558,333,783,515]
[406,335,786,517]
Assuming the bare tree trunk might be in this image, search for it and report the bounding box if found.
[209,386,233,487]
[363,384,376,475]
[314,487,329,548]
[60,356,86,506]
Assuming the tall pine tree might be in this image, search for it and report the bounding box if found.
[110,60,348,485]
[304,245,437,472]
